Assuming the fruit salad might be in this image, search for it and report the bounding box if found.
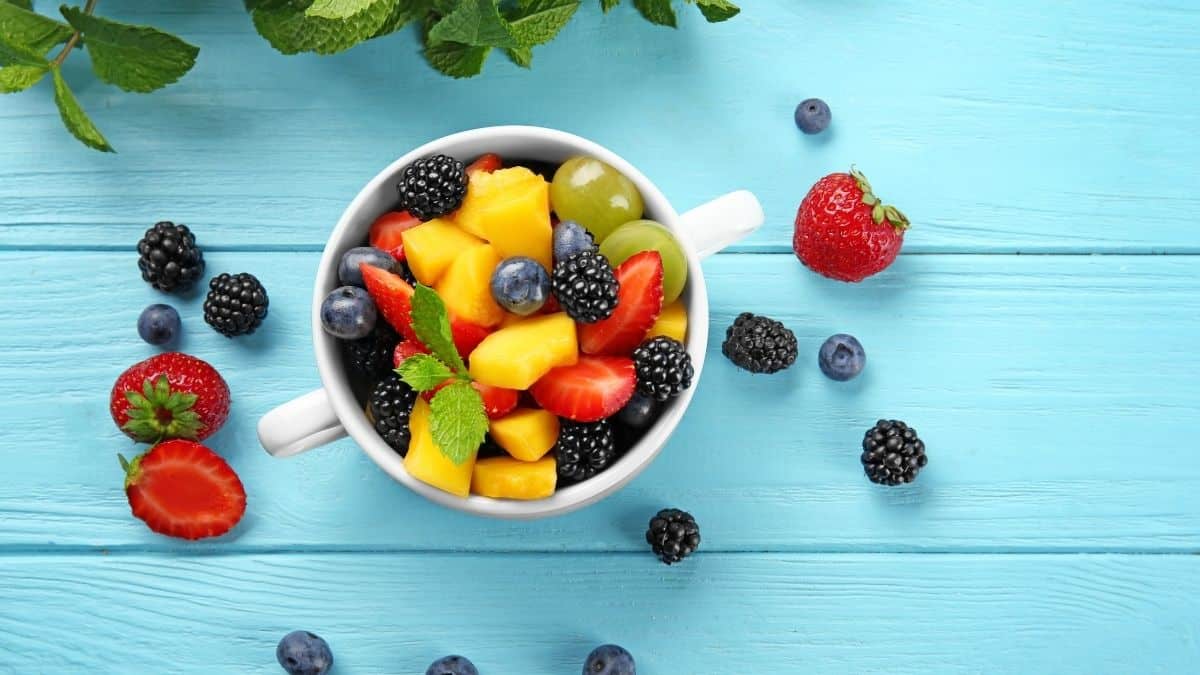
[320,152,695,501]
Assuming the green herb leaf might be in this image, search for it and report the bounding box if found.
[0,2,71,60]
[427,0,518,48]
[306,0,378,20]
[396,353,455,391]
[253,0,394,55]
[600,0,619,12]
[504,45,531,68]
[50,65,112,152]
[506,0,578,47]
[0,31,44,66]
[0,62,46,91]
[694,0,739,22]
[409,284,467,373]
[633,0,675,27]
[424,39,490,77]
[60,6,199,93]
[3,1,34,11]
[371,0,426,38]
[430,380,487,465]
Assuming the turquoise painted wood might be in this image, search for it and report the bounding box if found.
[1,0,1198,673]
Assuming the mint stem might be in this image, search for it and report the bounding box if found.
[52,0,98,67]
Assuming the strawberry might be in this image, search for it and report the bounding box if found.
[393,339,430,367]
[110,353,230,442]
[466,153,502,174]
[369,210,421,260]
[362,264,494,357]
[579,251,664,355]
[418,380,519,419]
[450,320,491,357]
[530,356,636,422]
[120,439,246,540]
[793,168,910,282]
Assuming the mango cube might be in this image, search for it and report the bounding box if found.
[401,218,484,285]
[436,244,505,328]
[647,300,687,343]
[471,456,557,500]
[454,167,552,271]
[490,408,560,461]
[468,313,578,390]
[403,398,477,497]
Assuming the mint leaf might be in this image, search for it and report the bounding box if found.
[695,0,738,22]
[430,381,487,465]
[253,0,393,55]
[0,62,45,91]
[409,284,467,373]
[0,30,45,65]
[424,39,490,77]
[307,0,377,20]
[60,7,198,93]
[50,65,112,152]
[371,0,426,38]
[3,1,35,11]
[506,0,577,47]
[427,0,518,48]
[0,2,71,59]
[504,45,531,68]
[600,0,619,11]
[396,353,455,391]
[633,0,675,27]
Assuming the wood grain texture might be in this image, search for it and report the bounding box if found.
[0,552,1196,674]
[1,1,1198,252]
[2,252,1196,552]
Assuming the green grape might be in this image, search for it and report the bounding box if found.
[550,156,644,242]
[598,220,688,304]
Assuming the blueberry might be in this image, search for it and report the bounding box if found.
[320,285,377,339]
[794,98,831,134]
[490,256,550,316]
[338,246,396,287]
[426,655,479,675]
[276,631,333,675]
[136,304,181,346]
[553,220,596,262]
[818,333,865,381]
[583,644,636,675]
[616,393,659,430]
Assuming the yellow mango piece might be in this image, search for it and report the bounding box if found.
[468,313,578,390]
[454,167,552,271]
[490,408,560,461]
[403,398,477,498]
[401,218,485,286]
[471,456,557,500]
[647,300,687,343]
[436,244,505,327]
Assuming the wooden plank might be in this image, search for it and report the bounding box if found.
[0,2,1198,252]
[0,252,1196,552]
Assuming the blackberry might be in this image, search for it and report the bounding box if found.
[633,336,694,401]
[368,374,418,454]
[861,419,927,485]
[722,312,798,374]
[552,249,619,323]
[396,154,467,221]
[136,221,205,293]
[344,323,399,378]
[646,508,700,565]
[555,420,617,482]
[203,272,269,337]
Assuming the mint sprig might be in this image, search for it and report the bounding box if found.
[430,381,487,465]
[396,352,456,391]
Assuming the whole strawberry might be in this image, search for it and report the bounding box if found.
[110,352,230,442]
[793,168,910,282]
[120,439,246,540]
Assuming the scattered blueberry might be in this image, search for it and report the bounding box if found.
[320,285,377,339]
[338,246,396,287]
[426,655,479,675]
[276,631,333,675]
[583,644,636,675]
[616,392,659,430]
[136,303,181,346]
[794,98,831,134]
[553,220,596,262]
[818,333,866,381]
[490,256,551,316]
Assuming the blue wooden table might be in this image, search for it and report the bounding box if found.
[2,2,1199,672]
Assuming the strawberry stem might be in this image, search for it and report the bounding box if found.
[850,166,910,231]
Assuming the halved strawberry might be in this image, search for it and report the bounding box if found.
[579,251,664,355]
[419,380,519,419]
[530,356,636,422]
[369,211,421,260]
[392,340,429,368]
[451,320,492,357]
[466,153,502,174]
[363,264,494,358]
[121,439,246,540]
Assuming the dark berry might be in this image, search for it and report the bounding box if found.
[320,286,377,340]
[136,304,180,346]
[395,260,417,285]
[136,221,204,293]
[795,98,831,134]
[552,249,619,324]
[338,246,396,288]
[555,420,617,482]
[861,419,927,486]
[491,256,550,316]
[553,220,596,262]
[583,644,636,675]
[344,322,399,379]
[722,312,797,374]
[616,392,659,430]
[276,630,333,675]
[646,508,700,565]
[369,374,418,454]
[818,333,866,381]
[426,655,478,675]
[202,272,269,337]
[396,154,467,221]
[516,159,560,180]
[632,336,693,401]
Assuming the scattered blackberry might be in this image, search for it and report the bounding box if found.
[552,249,619,323]
[369,374,418,455]
[646,508,700,565]
[555,420,617,482]
[136,221,205,293]
[396,154,467,221]
[633,336,694,401]
[344,323,399,378]
[861,419,927,485]
[722,312,798,374]
[203,272,269,337]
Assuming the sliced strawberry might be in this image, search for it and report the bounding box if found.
[369,211,421,260]
[466,153,502,174]
[361,263,420,343]
[451,319,492,357]
[530,356,636,422]
[579,251,664,355]
[121,440,246,541]
[393,340,429,368]
[420,380,519,419]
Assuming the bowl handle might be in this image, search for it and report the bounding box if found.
[678,190,764,259]
[257,388,347,458]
